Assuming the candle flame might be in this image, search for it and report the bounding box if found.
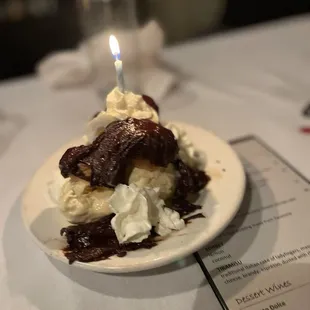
[109,35,120,60]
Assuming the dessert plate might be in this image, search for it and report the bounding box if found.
[22,122,245,273]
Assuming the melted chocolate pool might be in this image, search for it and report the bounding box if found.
[61,214,157,264]
[61,210,206,264]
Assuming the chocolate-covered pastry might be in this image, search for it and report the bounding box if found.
[57,87,211,264]
[59,118,178,188]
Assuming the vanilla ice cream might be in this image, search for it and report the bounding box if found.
[165,122,205,170]
[59,177,113,223]
[47,170,67,204]
[129,160,175,199]
[109,184,185,244]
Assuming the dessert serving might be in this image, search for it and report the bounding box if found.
[22,35,245,273]
[51,87,210,264]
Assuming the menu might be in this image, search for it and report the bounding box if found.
[198,136,310,310]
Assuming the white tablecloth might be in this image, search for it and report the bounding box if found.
[0,79,220,310]
[163,14,310,179]
[1,14,310,310]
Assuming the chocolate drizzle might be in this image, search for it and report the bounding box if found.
[142,94,159,114]
[92,111,101,119]
[60,209,205,264]
[61,214,157,264]
[169,198,202,217]
[167,160,210,218]
[184,213,205,224]
[173,159,210,198]
[59,118,178,188]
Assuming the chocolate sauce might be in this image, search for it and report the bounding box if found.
[169,198,202,217]
[173,159,210,198]
[59,118,178,188]
[142,94,159,114]
[92,111,101,119]
[61,211,206,264]
[184,213,205,224]
[61,214,157,264]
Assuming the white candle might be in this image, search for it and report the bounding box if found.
[109,35,125,93]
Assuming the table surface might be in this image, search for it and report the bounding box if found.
[1,14,310,310]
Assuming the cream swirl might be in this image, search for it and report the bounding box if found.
[85,87,159,143]
[106,87,159,123]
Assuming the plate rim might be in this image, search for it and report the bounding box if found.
[21,122,246,273]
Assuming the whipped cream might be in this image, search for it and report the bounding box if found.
[85,87,159,143]
[106,87,159,123]
[165,122,206,170]
[59,176,113,223]
[156,207,185,237]
[109,184,185,244]
[129,160,175,199]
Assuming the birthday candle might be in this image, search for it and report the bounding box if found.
[109,35,125,93]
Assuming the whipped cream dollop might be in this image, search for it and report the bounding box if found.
[109,184,185,244]
[85,87,159,143]
[129,160,175,199]
[59,176,113,223]
[106,87,159,122]
[165,122,206,170]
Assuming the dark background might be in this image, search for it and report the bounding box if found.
[223,0,310,27]
[1,0,310,81]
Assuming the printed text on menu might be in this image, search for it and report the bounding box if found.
[199,137,310,310]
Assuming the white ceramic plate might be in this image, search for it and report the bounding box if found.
[22,122,245,273]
